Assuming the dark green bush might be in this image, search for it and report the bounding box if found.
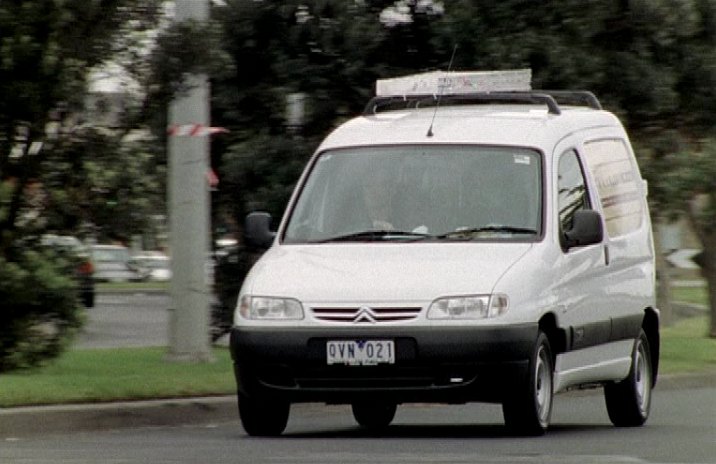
[210,245,259,342]
[0,248,84,372]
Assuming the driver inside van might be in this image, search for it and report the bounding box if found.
[361,163,396,230]
[359,161,432,235]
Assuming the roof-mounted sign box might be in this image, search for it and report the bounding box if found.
[376,69,532,97]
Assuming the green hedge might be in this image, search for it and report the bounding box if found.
[0,249,84,372]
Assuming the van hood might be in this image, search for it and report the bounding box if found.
[245,243,533,303]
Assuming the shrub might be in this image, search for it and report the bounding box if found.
[0,248,84,372]
[210,245,259,342]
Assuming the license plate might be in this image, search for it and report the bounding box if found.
[326,340,395,366]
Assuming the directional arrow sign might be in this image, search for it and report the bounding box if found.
[666,248,701,270]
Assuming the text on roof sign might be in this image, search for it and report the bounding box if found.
[376,69,532,97]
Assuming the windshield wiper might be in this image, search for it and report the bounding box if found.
[314,229,433,243]
[312,225,537,243]
[438,225,538,239]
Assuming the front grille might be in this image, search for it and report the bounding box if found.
[311,306,421,324]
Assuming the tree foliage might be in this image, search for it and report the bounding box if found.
[0,248,82,371]
[39,129,165,242]
[209,0,448,223]
[207,0,712,222]
[0,0,164,247]
[0,1,163,371]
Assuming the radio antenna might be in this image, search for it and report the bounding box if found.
[427,44,458,138]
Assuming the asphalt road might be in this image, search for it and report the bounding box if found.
[3,385,715,464]
[75,292,172,349]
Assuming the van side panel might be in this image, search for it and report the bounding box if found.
[546,129,655,391]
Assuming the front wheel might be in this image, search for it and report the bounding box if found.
[604,329,652,427]
[352,402,397,431]
[502,331,554,436]
[238,393,290,436]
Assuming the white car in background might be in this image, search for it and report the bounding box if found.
[90,244,144,282]
[130,253,172,282]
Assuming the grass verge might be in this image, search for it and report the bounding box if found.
[660,316,716,375]
[671,285,708,306]
[1,317,714,408]
[0,347,235,408]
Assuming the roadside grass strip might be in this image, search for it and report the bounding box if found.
[0,347,235,408]
[1,318,714,408]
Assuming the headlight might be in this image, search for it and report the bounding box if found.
[238,295,304,320]
[427,294,509,320]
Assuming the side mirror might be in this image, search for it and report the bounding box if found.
[563,209,603,250]
[244,212,276,249]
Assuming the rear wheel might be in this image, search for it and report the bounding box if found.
[604,329,652,427]
[238,393,290,436]
[352,402,397,430]
[502,331,554,436]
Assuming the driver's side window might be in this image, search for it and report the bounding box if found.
[557,150,591,236]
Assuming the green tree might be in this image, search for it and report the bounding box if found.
[0,0,163,371]
[673,140,716,337]
[0,1,164,246]
[0,248,83,371]
[210,0,447,225]
[619,1,716,335]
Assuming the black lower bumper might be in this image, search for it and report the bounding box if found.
[230,324,538,404]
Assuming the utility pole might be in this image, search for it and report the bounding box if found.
[167,0,212,362]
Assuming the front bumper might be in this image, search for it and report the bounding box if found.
[230,324,538,404]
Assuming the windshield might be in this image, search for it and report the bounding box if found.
[283,145,542,243]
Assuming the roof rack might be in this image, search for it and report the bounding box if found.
[363,92,565,115]
[539,90,602,110]
[365,70,603,116]
[363,90,603,116]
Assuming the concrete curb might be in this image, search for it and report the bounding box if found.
[2,371,715,439]
[0,396,237,439]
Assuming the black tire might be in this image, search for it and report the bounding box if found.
[351,402,397,430]
[502,331,554,436]
[238,394,290,436]
[604,329,652,427]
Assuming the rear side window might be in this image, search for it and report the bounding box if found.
[557,149,590,234]
[582,139,643,237]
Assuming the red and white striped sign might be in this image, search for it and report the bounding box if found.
[167,124,229,137]
[167,124,227,187]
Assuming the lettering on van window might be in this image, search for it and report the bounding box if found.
[596,170,635,190]
[583,139,643,237]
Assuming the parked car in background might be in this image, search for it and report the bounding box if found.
[90,244,145,282]
[130,252,171,282]
[41,234,95,307]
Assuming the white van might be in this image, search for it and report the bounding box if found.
[230,70,659,436]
